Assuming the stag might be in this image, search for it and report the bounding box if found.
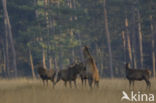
[125,63,151,90]
[37,66,56,87]
[54,62,84,88]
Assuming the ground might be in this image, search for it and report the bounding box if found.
[0,78,155,103]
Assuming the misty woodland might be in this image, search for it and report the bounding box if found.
[0,0,156,83]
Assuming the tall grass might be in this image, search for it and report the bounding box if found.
[0,78,155,103]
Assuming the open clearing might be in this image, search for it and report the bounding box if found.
[0,78,155,103]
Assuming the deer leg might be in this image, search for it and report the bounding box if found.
[42,79,45,86]
[46,80,48,86]
[81,78,84,87]
[51,74,55,88]
[54,75,60,86]
[129,80,132,90]
[95,81,99,88]
[52,81,55,88]
[145,79,151,90]
[84,79,87,87]
[69,81,72,88]
[88,77,93,88]
[51,80,55,88]
[64,81,67,87]
[51,76,55,88]
[74,80,77,88]
[132,80,134,90]
[93,80,96,88]
[148,81,151,90]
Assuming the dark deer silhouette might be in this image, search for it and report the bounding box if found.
[54,62,84,88]
[79,63,88,86]
[125,63,151,90]
[37,66,56,87]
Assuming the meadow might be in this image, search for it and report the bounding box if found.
[0,78,155,103]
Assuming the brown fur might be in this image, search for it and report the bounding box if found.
[54,62,84,88]
[125,63,151,90]
[83,46,100,88]
[37,66,56,87]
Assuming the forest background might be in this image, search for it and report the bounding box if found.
[0,0,156,79]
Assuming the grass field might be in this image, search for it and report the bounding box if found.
[0,78,155,103]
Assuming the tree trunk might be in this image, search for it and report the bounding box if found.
[99,48,104,76]
[44,0,51,69]
[125,18,133,66]
[72,49,75,61]
[44,0,49,28]
[4,21,10,77]
[54,57,58,70]
[2,39,7,77]
[150,15,156,78]
[49,56,52,69]
[29,49,36,79]
[121,31,126,62]
[42,49,47,69]
[137,9,144,69]
[131,0,137,69]
[34,0,38,18]
[127,32,133,65]
[47,1,54,69]
[104,0,113,78]
[2,0,17,77]
[54,57,59,80]
[77,33,83,60]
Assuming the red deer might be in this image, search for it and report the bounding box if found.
[125,63,151,90]
[54,62,85,88]
[37,65,56,87]
[82,46,100,88]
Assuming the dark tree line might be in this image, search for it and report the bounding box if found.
[0,0,156,78]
